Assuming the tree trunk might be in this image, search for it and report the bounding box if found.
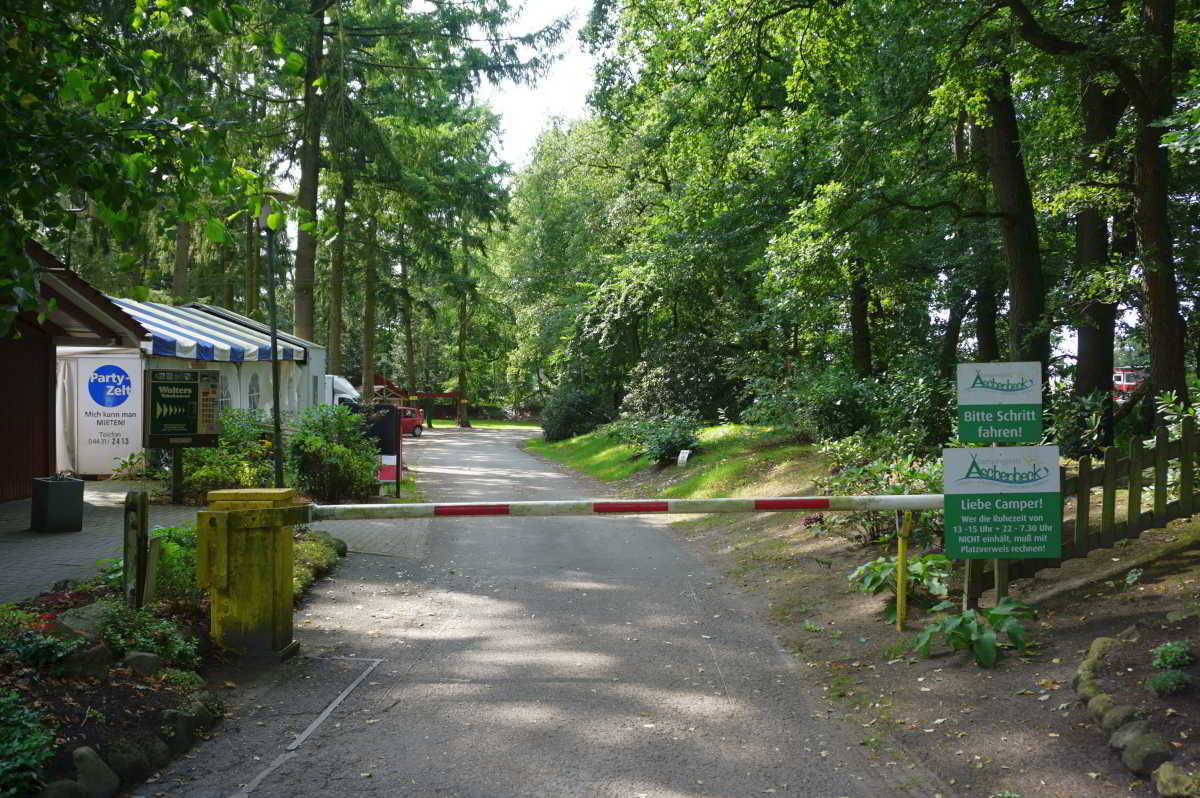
[221,244,234,308]
[456,229,471,427]
[1135,0,1186,406]
[982,73,1049,369]
[967,119,1002,362]
[172,219,192,299]
[246,214,259,317]
[293,10,327,341]
[328,173,351,375]
[848,262,873,377]
[1074,78,1128,444]
[939,280,971,380]
[399,227,418,396]
[360,216,377,405]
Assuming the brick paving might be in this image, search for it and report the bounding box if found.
[0,467,433,603]
[0,481,195,604]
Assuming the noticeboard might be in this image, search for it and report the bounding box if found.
[943,446,1062,559]
[75,353,144,474]
[145,369,221,448]
[956,362,1042,444]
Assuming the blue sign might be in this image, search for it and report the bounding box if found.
[88,365,133,408]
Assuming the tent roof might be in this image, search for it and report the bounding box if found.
[109,298,306,363]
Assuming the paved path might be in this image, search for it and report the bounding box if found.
[0,481,195,603]
[157,428,947,798]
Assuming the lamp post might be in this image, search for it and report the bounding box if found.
[259,196,286,488]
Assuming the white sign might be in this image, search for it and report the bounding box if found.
[943,446,1059,495]
[956,361,1042,406]
[76,354,143,475]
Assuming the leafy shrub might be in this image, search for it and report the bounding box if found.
[812,432,944,544]
[1148,669,1192,696]
[619,334,740,421]
[288,405,377,503]
[742,369,874,441]
[1151,641,1195,669]
[541,383,615,442]
[0,605,34,642]
[848,553,951,623]
[97,600,198,668]
[159,668,205,690]
[914,597,1037,668]
[0,688,53,798]
[292,531,341,603]
[604,414,701,464]
[152,525,202,605]
[0,630,84,673]
[1043,384,1106,458]
[183,408,275,501]
[109,450,167,481]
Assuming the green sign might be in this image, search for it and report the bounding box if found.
[146,369,220,447]
[956,362,1042,443]
[943,446,1061,559]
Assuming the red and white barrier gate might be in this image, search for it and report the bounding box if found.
[307,494,943,522]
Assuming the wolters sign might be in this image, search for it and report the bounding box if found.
[956,361,1042,443]
[943,446,1061,559]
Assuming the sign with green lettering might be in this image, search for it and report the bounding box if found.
[943,446,1061,559]
[956,361,1042,443]
[146,369,221,448]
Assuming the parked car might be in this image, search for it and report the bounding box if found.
[398,406,425,437]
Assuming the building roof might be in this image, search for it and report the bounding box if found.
[23,240,146,347]
[186,302,322,352]
[109,298,307,362]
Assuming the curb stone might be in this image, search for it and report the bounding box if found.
[1072,632,1195,793]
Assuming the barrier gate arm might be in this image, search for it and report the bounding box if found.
[307,494,944,522]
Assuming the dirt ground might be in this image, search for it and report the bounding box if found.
[637,485,1200,798]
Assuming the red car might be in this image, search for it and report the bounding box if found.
[398,406,425,437]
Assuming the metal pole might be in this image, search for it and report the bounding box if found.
[265,222,285,488]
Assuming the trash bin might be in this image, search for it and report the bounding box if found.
[31,475,84,533]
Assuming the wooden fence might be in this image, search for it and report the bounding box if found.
[965,417,1199,603]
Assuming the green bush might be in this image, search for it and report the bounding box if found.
[619,334,740,421]
[182,408,275,501]
[742,369,874,441]
[604,414,701,464]
[848,553,951,623]
[541,383,615,442]
[288,405,378,503]
[1151,641,1196,669]
[812,432,944,544]
[1148,669,1192,696]
[914,597,1037,668]
[97,600,198,669]
[152,525,202,605]
[159,668,205,690]
[0,605,34,642]
[0,688,54,798]
[1043,383,1106,458]
[0,630,84,674]
[292,531,341,603]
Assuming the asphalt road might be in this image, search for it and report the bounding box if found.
[160,427,946,798]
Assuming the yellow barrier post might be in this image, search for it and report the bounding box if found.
[197,488,302,661]
[895,511,914,632]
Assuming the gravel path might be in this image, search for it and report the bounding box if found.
[156,428,951,798]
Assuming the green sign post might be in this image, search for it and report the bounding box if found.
[943,446,1062,559]
[956,361,1042,443]
[146,369,221,448]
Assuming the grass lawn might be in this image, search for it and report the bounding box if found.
[525,424,822,496]
[465,419,542,429]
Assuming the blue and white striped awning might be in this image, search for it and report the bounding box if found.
[109,298,305,362]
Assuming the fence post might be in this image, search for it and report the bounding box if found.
[1128,436,1144,538]
[1183,417,1196,516]
[1075,457,1091,556]
[197,489,302,660]
[1101,446,1118,546]
[1155,426,1169,524]
[123,491,149,609]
